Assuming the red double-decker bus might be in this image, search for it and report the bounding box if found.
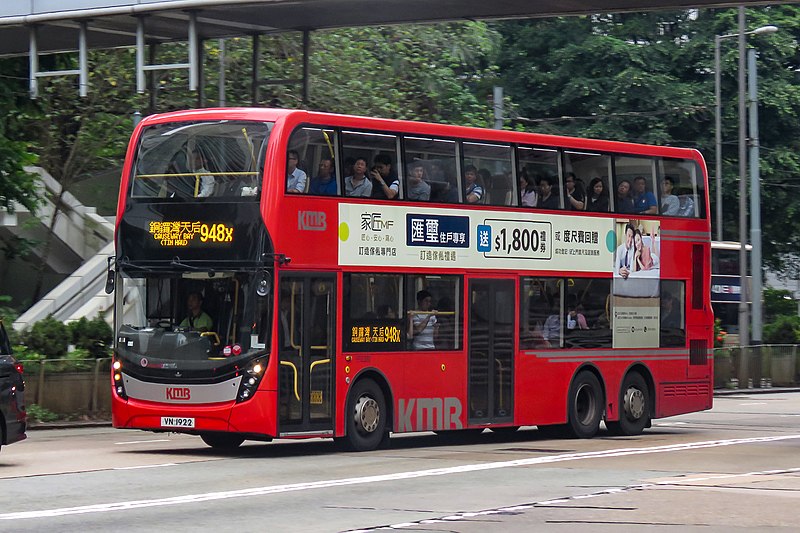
[110,108,712,450]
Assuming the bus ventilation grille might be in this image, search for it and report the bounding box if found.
[689,339,707,366]
[663,382,710,397]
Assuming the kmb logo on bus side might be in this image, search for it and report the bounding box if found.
[166,387,191,401]
[298,211,327,231]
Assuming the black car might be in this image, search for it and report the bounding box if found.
[0,319,26,450]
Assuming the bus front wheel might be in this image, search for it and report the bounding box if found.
[607,372,650,436]
[201,432,245,450]
[567,371,604,439]
[343,379,387,452]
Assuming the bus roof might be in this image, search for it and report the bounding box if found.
[138,107,706,164]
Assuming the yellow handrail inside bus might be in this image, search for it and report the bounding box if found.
[280,360,300,401]
[310,358,330,375]
[201,331,220,346]
[242,127,257,171]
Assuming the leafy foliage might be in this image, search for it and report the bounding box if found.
[0,59,42,214]
[25,315,70,358]
[763,315,800,344]
[68,317,113,358]
[496,8,800,272]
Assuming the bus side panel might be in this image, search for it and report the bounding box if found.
[398,351,468,432]
[514,355,575,427]
[228,391,278,435]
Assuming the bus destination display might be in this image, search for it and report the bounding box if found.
[147,221,234,247]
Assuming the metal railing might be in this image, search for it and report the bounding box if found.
[19,357,112,416]
[713,344,799,389]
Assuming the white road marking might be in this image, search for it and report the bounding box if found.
[3,433,800,521]
[739,402,768,406]
[114,463,179,470]
[114,439,172,445]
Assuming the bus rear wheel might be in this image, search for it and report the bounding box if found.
[343,379,387,452]
[201,432,245,449]
[607,372,650,436]
[567,371,604,439]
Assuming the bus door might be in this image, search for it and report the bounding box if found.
[278,274,335,435]
[467,278,515,424]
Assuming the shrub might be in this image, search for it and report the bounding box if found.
[763,315,800,344]
[68,316,112,358]
[26,316,69,358]
[26,404,59,423]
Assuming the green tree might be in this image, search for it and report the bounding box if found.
[495,7,800,272]
[763,287,798,320]
[0,58,42,215]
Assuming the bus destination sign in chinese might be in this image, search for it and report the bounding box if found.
[147,221,235,248]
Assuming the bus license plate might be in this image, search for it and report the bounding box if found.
[161,417,195,428]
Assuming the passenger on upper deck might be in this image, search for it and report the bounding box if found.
[616,180,635,213]
[463,165,483,204]
[370,154,400,200]
[565,172,585,211]
[519,171,538,207]
[536,175,559,209]
[632,176,658,215]
[309,157,337,195]
[344,157,373,197]
[189,149,215,198]
[586,177,609,212]
[286,150,307,194]
[660,176,680,216]
[406,161,431,201]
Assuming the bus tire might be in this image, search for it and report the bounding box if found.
[567,371,604,439]
[201,432,245,449]
[607,372,650,436]
[344,378,387,452]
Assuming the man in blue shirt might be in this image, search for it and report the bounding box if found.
[309,157,337,195]
[632,176,658,214]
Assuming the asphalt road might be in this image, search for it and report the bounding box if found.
[1,392,799,532]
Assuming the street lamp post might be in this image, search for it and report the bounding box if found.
[713,15,777,352]
[714,23,778,242]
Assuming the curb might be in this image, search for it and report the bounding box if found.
[28,421,112,430]
[713,387,800,396]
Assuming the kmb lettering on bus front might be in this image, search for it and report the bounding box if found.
[165,387,191,401]
[397,397,463,432]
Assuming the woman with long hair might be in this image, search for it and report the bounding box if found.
[519,170,538,207]
[586,177,609,212]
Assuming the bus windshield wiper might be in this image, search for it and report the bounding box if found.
[116,258,154,272]
[170,257,214,273]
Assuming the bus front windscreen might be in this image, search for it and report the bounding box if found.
[130,120,272,200]
[115,270,273,374]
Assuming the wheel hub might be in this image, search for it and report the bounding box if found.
[354,396,380,433]
[624,387,645,420]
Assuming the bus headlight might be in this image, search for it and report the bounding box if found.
[237,357,267,403]
[113,359,128,400]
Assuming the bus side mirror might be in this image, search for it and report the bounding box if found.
[256,273,271,297]
[105,257,115,294]
[105,269,115,294]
